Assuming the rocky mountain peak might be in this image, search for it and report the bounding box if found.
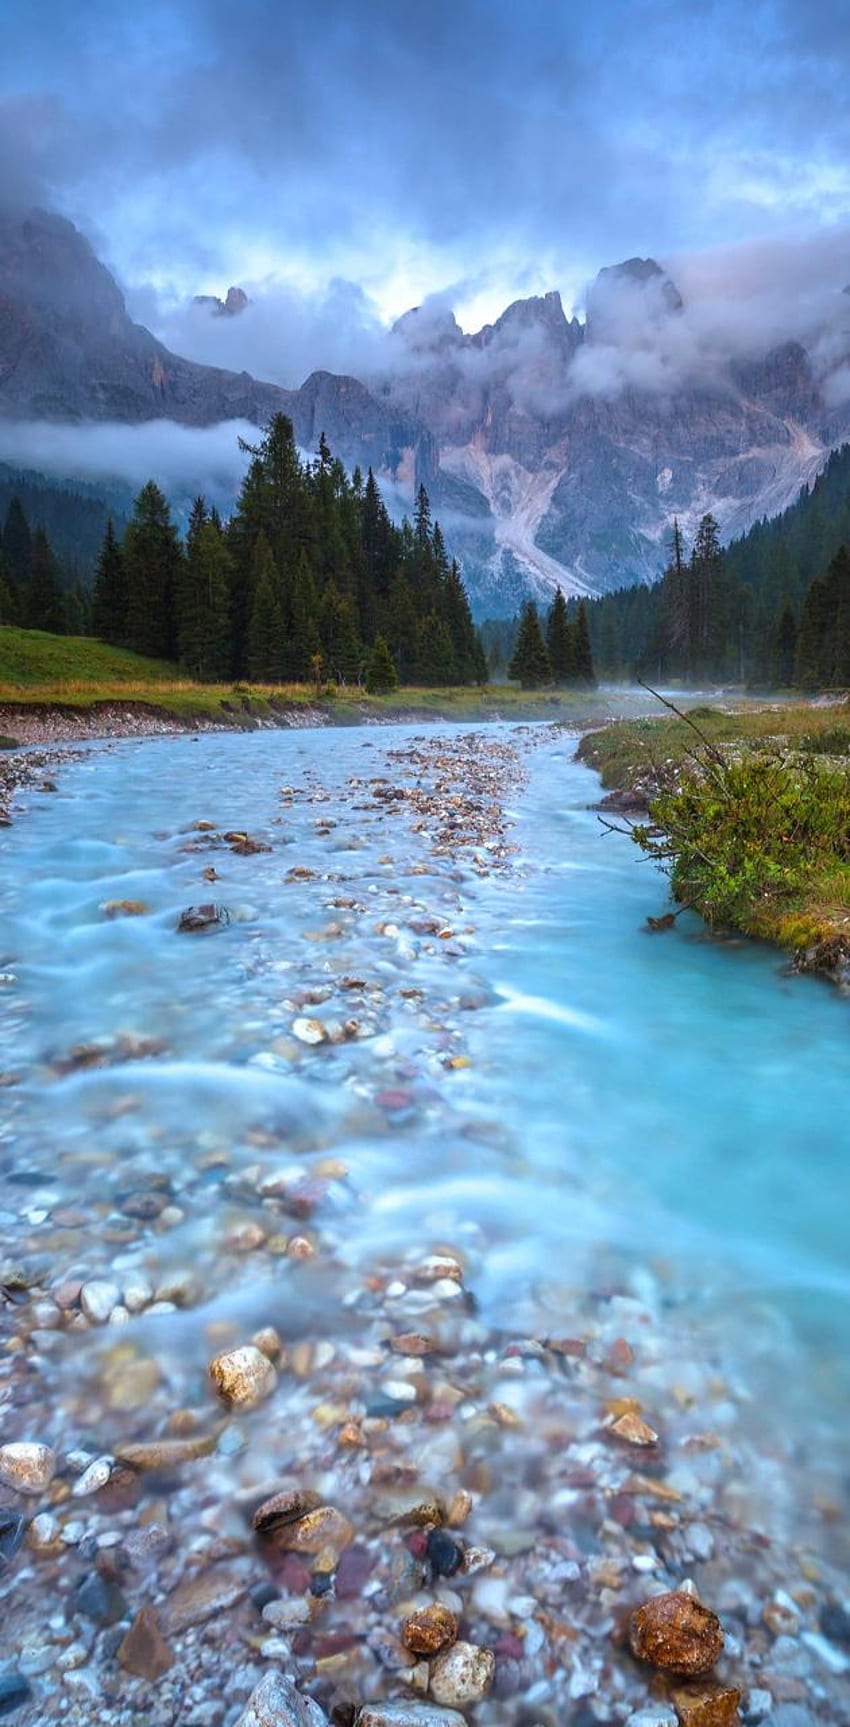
[193,286,249,317]
[0,206,127,336]
[392,302,464,355]
[586,256,683,344]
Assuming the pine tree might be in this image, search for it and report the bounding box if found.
[366,633,398,694]
[247,535,285,681]
[508,601,551,688]
[91,519,126,644]
[415,612,456,684]
[24,528,65,632]
[794,578,829,689]
[546,587,578,684]
[3,498,31,595]
[282,551,322,681]
[321,582,361,684]
[123,482,182,660]
[772,603,797,688]
[178,514,231,678]
[573,600,597,687]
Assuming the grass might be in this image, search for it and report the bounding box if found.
[0,626,615,726]
[579,697,850,981]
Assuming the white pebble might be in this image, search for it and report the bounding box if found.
[80,1280,120,1324]
[73,1457,113,1497]
[0,1441,56,1495]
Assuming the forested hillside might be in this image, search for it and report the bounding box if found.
[586,443,850,688]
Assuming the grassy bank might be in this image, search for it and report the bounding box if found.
[579,698,850,983]
[0,626,613,729]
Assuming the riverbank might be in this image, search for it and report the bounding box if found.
[1,722,848,1727]
[578,700,850,985]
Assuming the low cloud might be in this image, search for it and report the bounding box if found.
[0,419,260,513]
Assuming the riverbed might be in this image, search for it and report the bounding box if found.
[0,722,848,1726]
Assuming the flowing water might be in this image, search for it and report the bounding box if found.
[1,719,848,1723]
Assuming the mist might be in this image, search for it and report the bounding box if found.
[0,419,260,514]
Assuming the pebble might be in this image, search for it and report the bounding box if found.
[252,1487,324,1533]
[72,1456,113,1496]
[402,1603,460,1655]
[164,1567,247,1633]
[630,1590,725,1676]
[116,1433,218,1469]
[626,1708,678,1727]
[428,1640,495,1706]
[80,1279,121,1323]
[670,1685,743,1726]
[0,1441,56,1495]
[116,1608,175,1680]
[292,1017,328,1045]
[357,1708,467,1727]
[233,1672,329,1727]
[426,1529,463,1576]
[73,1570,127,1624]
[209,1343,278,1407]
[275,1506,353,1554]
[122,1275,154,1312]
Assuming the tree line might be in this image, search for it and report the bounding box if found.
[0,497,91,635]
[89,416,487,689]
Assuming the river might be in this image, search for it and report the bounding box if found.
[0,720,848,1725]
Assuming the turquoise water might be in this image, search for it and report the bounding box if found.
[1,721,848,1551]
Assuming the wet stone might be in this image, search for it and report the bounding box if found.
[428,1640,496,1706]
[671,1685,742,1727]
[234,1672,329,1727]
[209,1343,278,1407]
[356,1708,467,1727]
[819,1601,850,1645]
[80,1279,120,1323]
[178,902,231,932]
[253,1487,324,1533]
[116,1607,175,1680]
[0,1442,56,1496]
[402,1603,459,1655]
[165,1566,247,1632]
[630,1591,725,1677]
[425,1528,463,1577]
[276,1506,353,1555]
[0,1675,31,1718]
[73,1570,127,1625]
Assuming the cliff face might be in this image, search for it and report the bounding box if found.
[3,212,850,613]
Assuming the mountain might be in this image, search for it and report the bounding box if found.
[3,209,850,614]
[0,209,415,473]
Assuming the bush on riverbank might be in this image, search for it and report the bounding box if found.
[581,700,850,975]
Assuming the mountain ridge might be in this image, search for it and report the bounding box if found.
[2,209,850,613]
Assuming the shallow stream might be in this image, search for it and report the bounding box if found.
[1,720,848,1724]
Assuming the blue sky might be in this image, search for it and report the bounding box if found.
[2,0,849,335]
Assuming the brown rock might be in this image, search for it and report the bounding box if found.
[630,1591,724,1676]
[671,1684,742,1726]
[209,1343,277,1408]
[117,1607,175,1680]
[390,1333,438,1356]
[403,1602,459,1655]
[165,1567,247,1633]
[115,1433,218,1470]
[252,1487,324,1534]
[275,1506,353,1554]
[610,1413,659,1446]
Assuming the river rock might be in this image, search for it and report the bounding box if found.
[252,1487,324,1533]
[209,1344,278,1407]
[80,1279,121,1323]
[357,1708,467,1727]
[275,1505,353,1554]
[165,1566,247,1632]
[630,1591,725,1676]
[670,1685,742,1726]
[0,1442,56,1495]
[428,1640,495,1706]
[117,1607,175,1680]
[234,1672,329,1726]
[178,902,231,932]
[403,1603,459,1655]
[116,1433,218,1469]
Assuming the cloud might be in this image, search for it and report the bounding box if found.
[3,0,850,317]
[0,419,259,512]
